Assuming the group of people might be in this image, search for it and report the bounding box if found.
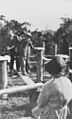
[7,30,72,119]
[7,30,36,76]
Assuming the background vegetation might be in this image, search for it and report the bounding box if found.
[0,15,72,56]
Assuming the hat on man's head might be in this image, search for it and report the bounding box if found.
[9,30,14,37]
[45,55,68,75]
[25,32,31,38]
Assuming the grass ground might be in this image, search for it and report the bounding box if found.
[0,70,72,119]
[0,73,39,119]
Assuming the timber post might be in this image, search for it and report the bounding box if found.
[0,56,8,89]
[69,47,72,69]
[55,44,57,55]
[52,44,57,55]
[36,47,45,82]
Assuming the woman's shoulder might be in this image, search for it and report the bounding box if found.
[43,77,55,90]
[59,76,71,82]
[58,76,72,88]
[43,76,72,89]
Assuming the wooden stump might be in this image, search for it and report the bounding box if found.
[0,56,8,99]
[0,56,8,89]
[36,47,44,82]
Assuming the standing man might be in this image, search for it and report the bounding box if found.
[7,30,20,76]
[18,32,36,75]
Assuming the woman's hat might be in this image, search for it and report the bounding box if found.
[45,54,69,75]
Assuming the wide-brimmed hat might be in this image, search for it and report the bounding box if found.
[45,54,69,75]
[9,30,14,37]
[25,32,31,38]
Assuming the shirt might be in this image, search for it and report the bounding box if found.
[18,37,33,56]
[37,76,72,110]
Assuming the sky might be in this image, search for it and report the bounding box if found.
[0,0,72,31]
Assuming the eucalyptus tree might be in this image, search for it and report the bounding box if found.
[54,17,72,55]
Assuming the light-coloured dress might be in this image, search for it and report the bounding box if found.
[32,76,72,119]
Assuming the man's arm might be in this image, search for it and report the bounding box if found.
[28,39,35,49]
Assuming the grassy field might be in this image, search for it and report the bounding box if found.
[0,73,39,119]
[0,71,72,119]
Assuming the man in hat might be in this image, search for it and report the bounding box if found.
[32,55,72,119]
[18,32,37,75]
[7,31,20,76]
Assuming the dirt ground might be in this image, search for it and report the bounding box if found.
[0,73,39,119]
[0,72,72,119]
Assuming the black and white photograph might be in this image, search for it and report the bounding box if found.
[0,0,72,119]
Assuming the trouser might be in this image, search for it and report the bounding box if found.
[26,59,30,72]
[26,46,31,72]
[19,55,31,75]
[10,54,20,72]
[10,54,15,71]
[19,46,31,74]
[19,55,27,74]
[16,56,20,72]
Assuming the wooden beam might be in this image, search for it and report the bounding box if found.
[14,70,35,85]
[18,117,34,119]
[18,73,35,85]
[0,83,44,96]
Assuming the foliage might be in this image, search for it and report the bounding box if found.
[0,15,32,55]
[31,29,55,55]
[53,17,72,55]
[1,15,72,56]
[43,30,55,55]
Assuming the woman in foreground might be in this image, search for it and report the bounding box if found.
[32,55,72,119]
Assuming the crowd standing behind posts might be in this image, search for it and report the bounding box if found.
[32,55,72,119]
[7,30,39,76]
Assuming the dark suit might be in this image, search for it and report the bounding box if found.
[7,35,20,73]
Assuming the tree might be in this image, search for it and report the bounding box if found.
[43,29,55,55]
[53,17,72,55]
[0,15,31,55]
